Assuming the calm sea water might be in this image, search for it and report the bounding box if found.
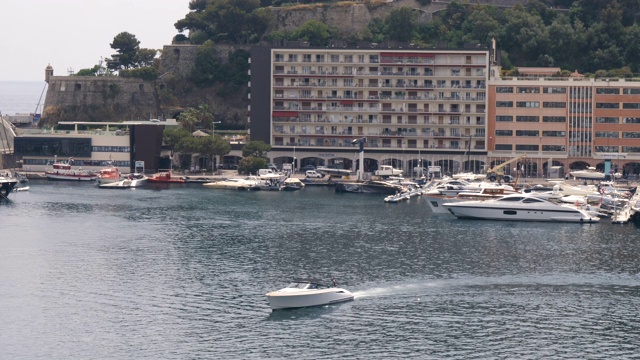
[0,81,47,115]
[2,182,640,359]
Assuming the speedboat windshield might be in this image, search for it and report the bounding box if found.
[286,282,308,289]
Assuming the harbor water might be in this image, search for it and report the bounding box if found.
[2,182,640,359]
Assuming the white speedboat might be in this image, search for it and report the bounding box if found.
[442,193,599,223]
[98,178,132,189]
[127,173,148,187]
[202,176,261,190]
[570,167,605,180]
[265,278,354,310]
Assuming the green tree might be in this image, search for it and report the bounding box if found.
[216,49,250,96]
[75,65,101,76]
[174,0,271,44]
[623,23,640,72]
[176,136,201,169]
[384,7,418,43]
[163,128,191,158]
[134,48,158,67]
[197,135,231,170]
[238,156,267,175]
[108,32,140,70]
[178,105,215,133]
[119,66,159,81]
[242,140,271,158]
[191,41,222,86]
[291,20,334,46]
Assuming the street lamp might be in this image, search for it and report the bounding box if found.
[212,121,221,136]
[211,120,221,172]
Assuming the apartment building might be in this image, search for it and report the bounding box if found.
[250,44,490,175]
[489,70,640,178]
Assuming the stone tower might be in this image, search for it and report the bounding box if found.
[45,64,53,83]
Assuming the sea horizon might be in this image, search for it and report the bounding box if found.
[0,80,48,115]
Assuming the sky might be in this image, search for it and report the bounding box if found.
[0,0,192,81]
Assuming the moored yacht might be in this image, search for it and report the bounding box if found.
[45,157,97,181]
[569,167,605,180]
[0,172,18,198]
[442,193,599,223]
[202,176,261,190]
[265,278,354,310]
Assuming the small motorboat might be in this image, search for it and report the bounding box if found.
[265,278,354,310]
[98,179,132,189]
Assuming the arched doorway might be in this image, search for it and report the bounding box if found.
[300,157,325,169]
[435,159,455,175]
[327,157,353,171]
[623,162,640,179]
[380,158,403,170]
[569,161,591,172]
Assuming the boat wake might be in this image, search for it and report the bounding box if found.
[353,281,441,299]
[352,273,640,299]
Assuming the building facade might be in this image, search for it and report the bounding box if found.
[250,44,491,176]
[489,72,640,179]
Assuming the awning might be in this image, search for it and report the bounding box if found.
[273,111,298,117]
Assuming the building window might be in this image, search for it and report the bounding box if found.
[622,146,640,153]
[596,102,619,109]
[543,116,566,123]
[543,102,566,108]
[495,130,513,136]
[623,103,640,109]
[596,117,618,123]
[495,86,513,93]
[516,101,540,108]
[495,116,512,122]
[542,131,566,137]
[542,145,566,151]
[595,131,618,138]
[543,87,566,94]
[495,144,513,150]
[516,87,540,93]
[623,88,640,94]
[622,132,640,138]
[516,144,539,151]
[515,130,539,136]
[624,117,640,124]
[496,101,513,107]
[596,88,620,94]
[516,116,539,122]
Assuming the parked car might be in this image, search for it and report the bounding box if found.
[305,170,324,178]
[300,165,316,172]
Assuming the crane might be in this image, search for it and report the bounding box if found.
[486,154,527,182]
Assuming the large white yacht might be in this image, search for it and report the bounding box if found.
[442,193,600,223]
[265,278,354,310]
